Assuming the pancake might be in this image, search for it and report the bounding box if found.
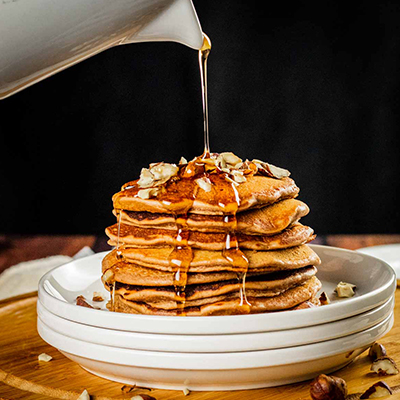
[113,175,299,215]
[102,244,321,275]
[112,266,317,305]
[111,276,322,316]
[117,198,309,235]
[106,222,315,251]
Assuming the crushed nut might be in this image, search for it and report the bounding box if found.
[102,269,114,284]
[77,389,90,400]
[92,292,105,302]
[137,187,160,199]
[334,281,356,298]
[38,353,52,362]
[195,177,212,192]
[217,152,242,168]
[76,296,94,309]
[138,162,179,189]
[183,388,190,396]
[319,292,330,305]
[231,170,247,183]
[252,159,290,179]
[371,357,399,376]
[360,381,393,398]
[369,343,388,361]
[309,374,347,400]
[179,156,188,165]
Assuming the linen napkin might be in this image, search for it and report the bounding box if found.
[0,246,94,301]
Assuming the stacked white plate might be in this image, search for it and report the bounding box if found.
[37,245,396,391]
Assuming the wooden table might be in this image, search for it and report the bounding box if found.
[0,234,399,400]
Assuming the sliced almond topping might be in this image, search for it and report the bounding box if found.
[335,281,356,298]
[231,170,247,183]
[182,388,190,396]
[137,168,154,188]
[253,159,290,179]
[218,152,242,167]
[137,187,160,199]
[195,177,212,192]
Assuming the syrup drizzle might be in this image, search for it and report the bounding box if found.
[199,34,211,156]
[111,33,251,315]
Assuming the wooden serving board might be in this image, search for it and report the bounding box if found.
[1,292,400,400]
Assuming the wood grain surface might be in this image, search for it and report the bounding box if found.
[0,235,400,400]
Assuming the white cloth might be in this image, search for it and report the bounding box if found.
[0,246,94,300]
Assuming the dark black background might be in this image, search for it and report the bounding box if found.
[1,0,399,235]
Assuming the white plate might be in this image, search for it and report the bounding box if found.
[37,313,393,390]
[37,296,394,352]
[37,245,396,334]
[357,244,400,282]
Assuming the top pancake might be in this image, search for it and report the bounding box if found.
[113,175,299,215]
[117,198,309,235]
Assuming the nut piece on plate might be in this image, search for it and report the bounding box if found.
[319,292,330,305]
[183,387,190,396]
[92,292,105,302]
[360,381,393,398]
[38,353,52,362]
[76,295,94,309]
[371,357,399,376]
[369,343,388,361]
[309,374,347,400]
[334,281,356,298]
[77,389,90,400]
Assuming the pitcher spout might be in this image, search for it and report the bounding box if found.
[123,0,204,50]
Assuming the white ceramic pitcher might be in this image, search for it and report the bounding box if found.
[0,0,203,99]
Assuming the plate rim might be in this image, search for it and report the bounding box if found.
[37,244,397,334]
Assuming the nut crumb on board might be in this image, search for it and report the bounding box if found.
[38,353,52,362]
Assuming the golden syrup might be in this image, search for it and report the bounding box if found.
[199,34,211,157]
[111,281,116,312]
[116,209,124,260]
[168,213,193,315]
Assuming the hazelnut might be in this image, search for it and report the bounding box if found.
[371,357,399,376]
[360,381,393,398]
[368,343,387,361]
[334,281,356,298]
[309,374,347,400]
[319,292,330,305]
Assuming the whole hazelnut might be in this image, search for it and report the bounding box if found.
[310,374,348,400]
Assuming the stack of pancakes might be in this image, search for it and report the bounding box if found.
[102,155,321,316]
